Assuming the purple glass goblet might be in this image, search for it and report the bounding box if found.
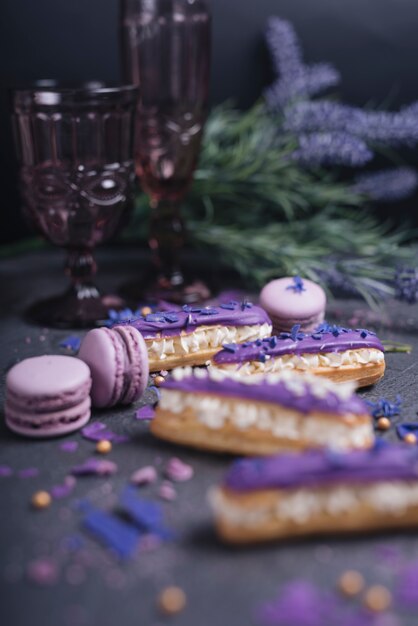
[12,82,138,328]
[121,0,211,303]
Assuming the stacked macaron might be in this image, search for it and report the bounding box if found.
[260,276,326,334]
[5,355,92,437]
[78,325,149,409]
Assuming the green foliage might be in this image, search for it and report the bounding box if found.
[129,103,415,305]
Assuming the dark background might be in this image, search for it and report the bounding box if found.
[1,0,418,245]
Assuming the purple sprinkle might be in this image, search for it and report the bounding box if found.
[130,466,158,485]
[220,302,236,310]
[199,307,219,316]
[165,457,194,482]
[396,422,418,441]
[396,562,418,607]
[59,335,81,352]
[17,467,39,479]
[59,441,79,453]
[71,458,118,476]
[163,313,179,323]
[135,406,155,421]
[27,558,59,586]
[269,336,278,348]
[222,343,238,353]
[159,482,177,501]
[51,476,76,499]
[149,385,162,402]
[144,313,166,323]
[119,488,172,539]
[82,508,140,560]
[81,421,128,444]
[0,465,13,477]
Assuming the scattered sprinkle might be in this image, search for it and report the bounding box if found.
[286,276,306,294]
[50,476,76,499]
[149,385,162,403]
[82,507,140,560]
[199,307,219,316]
[130,466,158,486]
[376,417,391,431]
[59,336,81,352]
[17,467,39,479]
[141,306,152,316]
[71,458,117,476]
[0,465,13,477]
[31,490,52,509]
[338,570,365,597]
[159,482,177,501]
[135,405,156,421]
[119,488,173,538]
[59,441,79,453]
[165,458,194,482]
[154,375,165,387]
[363,585,392,612]
[396,423,418,443]
[396,562,418,607]
[96,440,112,454]
[219,302,236,310]
[222,343,238,353]
[81,422,128,444]
[27,558,59,586]
[158,586,187,616]
[366,396,402,419]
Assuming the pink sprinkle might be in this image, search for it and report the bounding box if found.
[18,467,39,479]
[59,441,79,453]
[165,457,194,482]
[81,422,127,444]
[158,481,177,501]
[160,370,168,377]
[51,476,76,499]
[130,466,157,485]
[0,465,13,477]
[71,458,118,476]
[27,558,59,586]
[25,337,31,344]
[135,405,155,421]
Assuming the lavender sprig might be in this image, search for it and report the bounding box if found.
[284,101,418,148]
[293,132,373,167]
[351,167,418,202]
[264,18,340,110]
[394,267,418,304]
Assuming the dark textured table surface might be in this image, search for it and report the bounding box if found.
[1,249,418,626]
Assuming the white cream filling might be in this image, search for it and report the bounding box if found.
[159,389,373,450]
[146,323,272,361]
[209,481,418,528]
[214,348,384,375]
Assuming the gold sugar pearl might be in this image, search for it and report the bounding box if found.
[404,433,417,445]
[376,417,391,431]
[31,490,51,509]
[154,375,165,387]
[158,586,186,616]
[337,570,365,597]
[96,439,112,454]
[141,306,152,317]
[363,585,392,612]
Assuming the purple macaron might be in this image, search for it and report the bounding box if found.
[5,355,92,438]
[259,276,326,333]
[78,326,149,408]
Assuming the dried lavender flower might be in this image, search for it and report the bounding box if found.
[352,167,418,202]
[292,132,373,167]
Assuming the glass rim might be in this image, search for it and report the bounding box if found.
[13,81,138,108]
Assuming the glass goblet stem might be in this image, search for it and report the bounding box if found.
[149,197,186,289]
[64,248,100,299]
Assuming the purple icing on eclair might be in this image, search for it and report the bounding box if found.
[223,444,418,492]
[117,302,271,339]
[163,369,368,416]
[214,323,384,364]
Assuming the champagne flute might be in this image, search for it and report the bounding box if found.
[121,0,211,303]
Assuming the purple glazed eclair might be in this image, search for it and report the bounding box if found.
[118,302,272,372]
[209,444,418,543]
[211,323,385,388]
[150,367,374,455]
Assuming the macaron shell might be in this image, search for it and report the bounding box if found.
[78,328,124,409]
[260,277,326,320]
[6,397,91,438]
[6,355,91,402]
[270,311,325,333]
[114,326,149,404]
[6,379,92,414]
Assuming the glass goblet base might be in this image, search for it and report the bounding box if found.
[25,283,125,329]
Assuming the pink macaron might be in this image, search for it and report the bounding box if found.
[78,325,149,409]
[5,355,92,438]
[259,276,326,333]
